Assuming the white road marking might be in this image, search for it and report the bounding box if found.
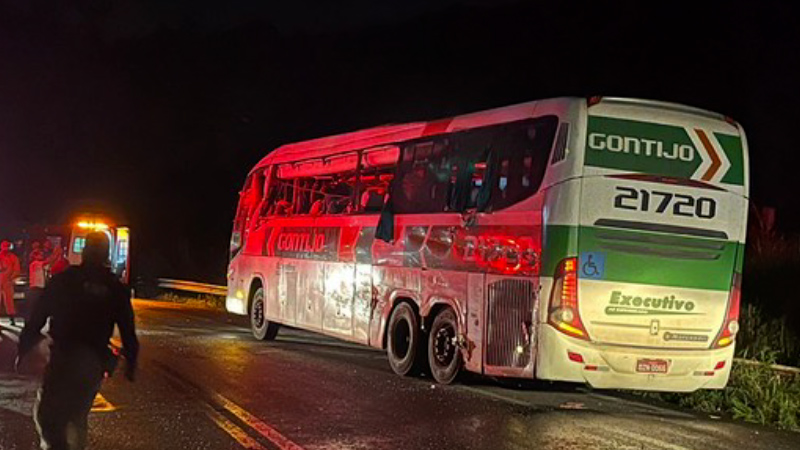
[586,392,694,418]
[0,376,37,417]
[458,385,535,407]
[601,425,695,450]
[204,404,268,450]
[212,392,307,450]
[154,359,306,450]
[0,321,23,332]
[1,330,19,343]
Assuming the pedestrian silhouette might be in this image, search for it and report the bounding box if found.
[16,232,139,450]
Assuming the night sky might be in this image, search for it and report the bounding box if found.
[1,1,798,283]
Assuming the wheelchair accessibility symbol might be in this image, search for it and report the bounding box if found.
[579,252,606,280]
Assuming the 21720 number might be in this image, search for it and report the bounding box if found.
[613,187,716,219]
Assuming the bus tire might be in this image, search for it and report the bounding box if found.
[428,308,462,384]
[386,302,423,376]
[250,286,279,341]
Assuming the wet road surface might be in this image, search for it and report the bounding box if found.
[1,300,797,450]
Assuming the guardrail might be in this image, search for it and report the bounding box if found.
[157,278,227,296]
[733,358,800,376]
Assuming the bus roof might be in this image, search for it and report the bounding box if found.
[595,97,729,122]
[251,96,731,172]
[252,98,561,171]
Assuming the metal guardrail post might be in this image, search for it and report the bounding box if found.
[732,357,800,376]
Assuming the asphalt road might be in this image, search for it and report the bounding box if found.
[1,300,797,450]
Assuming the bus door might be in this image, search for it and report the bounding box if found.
[313,214,357,341]
[285,218,325,333]
[267,215,312,329]
[323,201,380,345]
[247,168,303,327]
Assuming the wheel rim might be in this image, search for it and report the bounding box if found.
[433,324,456,367]
[392,318,411,359]
[253,296,265,329]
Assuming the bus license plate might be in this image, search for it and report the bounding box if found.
[636,359,668,374]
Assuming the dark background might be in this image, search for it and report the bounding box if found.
[0,1,798,283]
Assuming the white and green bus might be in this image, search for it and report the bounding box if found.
[227,96,748,391]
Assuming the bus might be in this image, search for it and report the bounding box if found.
[226,97,748,392]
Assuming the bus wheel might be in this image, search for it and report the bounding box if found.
[250,287,279,341]
[428,308,462,384]
[386,302,423,376]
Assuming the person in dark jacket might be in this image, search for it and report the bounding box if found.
[16,232,139,450]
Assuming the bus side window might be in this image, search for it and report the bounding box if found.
[392,140,451,214]
[447,131,491,213]
[231,173,254,257]
[292,178,312,215]
[487,117,558,210]
[320,176,354,215]
[251,166,273,220]
[357,146,398,214]
[441,116,559,213]
[263,166,295,217]
[248,170,266,222]
[358,171,393,213]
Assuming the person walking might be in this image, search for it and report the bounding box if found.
[16,232,139,450]
[0,240,21,326]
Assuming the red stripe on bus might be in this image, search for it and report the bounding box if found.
[422,119,452,136]
[608,173,724,191]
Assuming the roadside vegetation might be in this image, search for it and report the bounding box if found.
[642,207,800,431]
[656,360,800,430]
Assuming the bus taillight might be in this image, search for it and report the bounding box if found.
[548,257,590,340]
[713,272,741,349]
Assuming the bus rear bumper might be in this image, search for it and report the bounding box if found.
[536,325,734,392]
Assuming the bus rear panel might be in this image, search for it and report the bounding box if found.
[537,98,748,392]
